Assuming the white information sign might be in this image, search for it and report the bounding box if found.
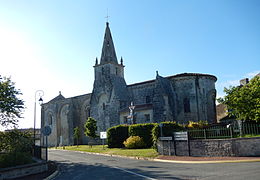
[100,132,107,139]
[174,132,188,141]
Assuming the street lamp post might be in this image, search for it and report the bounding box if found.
[34,90,44,147]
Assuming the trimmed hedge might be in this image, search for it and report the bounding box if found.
[107,125,129,148]
[152,121,185,148]
[161,121,185,136]
[128,123,156,148]
[107,121,213,149]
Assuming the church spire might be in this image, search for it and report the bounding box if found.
[100,22,118,64]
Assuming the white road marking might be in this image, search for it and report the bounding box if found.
[113,166,157,180]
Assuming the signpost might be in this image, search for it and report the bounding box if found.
[174,132,188,141]
[173,131,190,156]
[159,136,172,156]
[100,132,107,149]
[41,125,52,161]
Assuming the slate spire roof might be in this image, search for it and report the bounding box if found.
[100,22,118,64]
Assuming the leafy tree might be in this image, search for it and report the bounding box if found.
[218,76,260,122]
[73,126,80,147]
[0,76,24,127]
[84,117,98,138]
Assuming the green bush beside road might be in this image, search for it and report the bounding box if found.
[0,130,33,168]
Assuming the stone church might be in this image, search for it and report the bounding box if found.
[41,22,217,146]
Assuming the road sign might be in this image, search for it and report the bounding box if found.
[159,137,173,141]
[174,132,188,141]
[42,126,52,136]
[100,132,107,139]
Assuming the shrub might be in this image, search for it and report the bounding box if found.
[123,136,145,149]
[84,117,98,138]
[152,121,185,149]
[0,152,33,168]
[107,125,129,148]
[128,123,156,148]
[0,130,33,168]
[186,121,209,129]
[161,121,185,136]
[152,124,160,149]
[0,129,33,153]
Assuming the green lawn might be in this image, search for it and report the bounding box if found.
[53,145,158,158]
[241,134,260,138]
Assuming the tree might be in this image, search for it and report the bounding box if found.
[218,76,260,122]
[73,126,80,147]
[0,76,24,127]
[84,117,98,138]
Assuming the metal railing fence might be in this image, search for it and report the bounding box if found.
[188,123,260,139]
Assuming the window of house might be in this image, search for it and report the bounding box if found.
[145,114,150,122]
[116,67,118,75]
[103,103,105,110]
[146,96,151,103]
[183,97,191,113]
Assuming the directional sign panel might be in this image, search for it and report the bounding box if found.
[100,132,107,139]
[159,137,173,141]
[174,132,188,141]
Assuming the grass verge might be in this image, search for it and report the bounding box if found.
[52,145,158,158]
[241,134,260,138]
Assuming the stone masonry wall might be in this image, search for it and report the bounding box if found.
[158,137,260,157]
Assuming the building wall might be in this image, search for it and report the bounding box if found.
[120,108,153,124]
[127,81,155,105]
[135,109,154,124]
[169,74,217,124]
[41,94,91,146]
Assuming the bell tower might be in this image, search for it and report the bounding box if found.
[90,22,129,131]
[94,22,125,81]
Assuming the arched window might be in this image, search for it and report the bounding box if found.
[103,103,106,110]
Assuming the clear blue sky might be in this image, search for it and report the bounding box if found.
[0,0,259,130]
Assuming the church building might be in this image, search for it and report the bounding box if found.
[41,22,217,146]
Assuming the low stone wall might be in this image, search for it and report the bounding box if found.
[0,161,47,180]
[157,137,260,157]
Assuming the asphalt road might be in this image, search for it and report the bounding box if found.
[49,149,260,180]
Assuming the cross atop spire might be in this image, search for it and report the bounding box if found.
[100,22,118,64]
[105,9,110,23]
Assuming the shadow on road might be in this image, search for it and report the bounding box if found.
[53,160,198,180]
